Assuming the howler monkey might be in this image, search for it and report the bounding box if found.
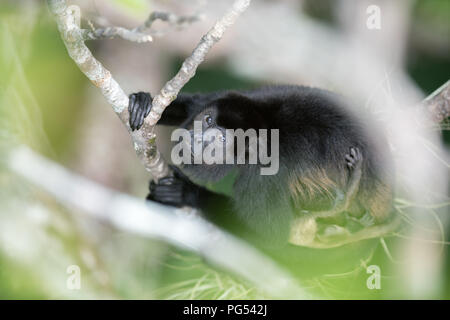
[128,86,395,247]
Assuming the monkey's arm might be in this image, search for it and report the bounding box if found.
[148,172,228,209]
[128,92,201,130]
[149,169,296,247]
[147,165,233,217]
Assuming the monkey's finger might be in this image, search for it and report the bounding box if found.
[134,104,145,131]
[155,189,183,197]
[148,181,182,192]
[147,191,182,206]
[142,92,152,117]
[350,147,357,158]
[136,92,151,130]
[138,93,149,128]
[128,94,138,130]
[130,98,142,131]
[137,110,146,131]
[158,197,183,207]
[137,99,148,130]
[138,92,147,108]
[152,183,183,192]
[345,154,354,163]
[158,177,178,186]
[149,181,158,193]
[132,93,147,129]
[152,190,183,202]
[128,93,136,114]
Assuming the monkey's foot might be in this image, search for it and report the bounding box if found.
[345,147,363,171]
[289,214,318,247]
[128,92,152,131]
[290,215,401,249]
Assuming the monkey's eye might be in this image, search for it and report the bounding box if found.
[204,115,213,126]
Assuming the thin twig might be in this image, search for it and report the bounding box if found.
[81,26,153,43]
[82,11,201,42]
[145,0,252,127]
[140,0,251,179]
[134,11,202,33]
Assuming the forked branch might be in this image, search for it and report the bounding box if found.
[47,0,251,180]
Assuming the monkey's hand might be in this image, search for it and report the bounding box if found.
[128,92,152,131]
[147,166,203,208]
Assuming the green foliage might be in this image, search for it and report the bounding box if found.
[414,0,450,28]
[111,0,150,16]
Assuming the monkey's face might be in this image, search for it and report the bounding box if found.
[177,97,266,182]
[178,107,235,181]
[186,107,228,152]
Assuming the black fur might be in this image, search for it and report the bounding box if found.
[129,85,393,246]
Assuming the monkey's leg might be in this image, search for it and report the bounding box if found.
[289,147,363,246]
[310,147,363,219]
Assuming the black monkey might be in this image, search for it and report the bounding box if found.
[128,86,394,247]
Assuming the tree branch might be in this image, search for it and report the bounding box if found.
[47,0,251,180]
[82,10,202,42]
[422,79,450,123]
[140,0,251,178]
[81,26,153,43]
[7,146,309,299]
[145,0,251,127]
[46,0,304,297]
[134,11,202,34]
